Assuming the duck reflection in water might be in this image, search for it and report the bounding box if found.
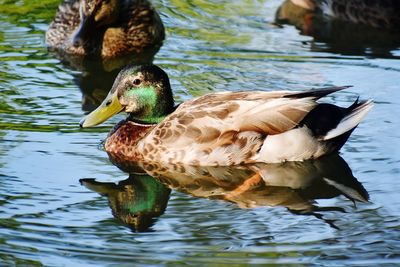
[80,173,171,232]
[83,154,368,231]
[72,50,158,112]
[275,0,400,58]
[61,45,162,112]
[141,154,369,228]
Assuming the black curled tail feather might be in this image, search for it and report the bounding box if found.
[322,99,373,141]
[284,86,352,100]
[299,103,348,138]
[299,98,373,151]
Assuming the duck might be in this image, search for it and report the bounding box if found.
[79,64,373,166]
[46,0,165,59]
[276,0,400,58]
[288,0,400,29]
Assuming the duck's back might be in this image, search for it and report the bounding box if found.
[46,0,80,51]
[102,0,165,58]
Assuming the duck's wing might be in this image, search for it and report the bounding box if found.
[170,86,348,136]
[155,90,315,141]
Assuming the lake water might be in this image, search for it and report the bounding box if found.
[1,0,400,266]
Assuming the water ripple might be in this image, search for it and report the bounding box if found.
[1,0,400,265]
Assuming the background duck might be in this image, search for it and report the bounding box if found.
[79,64,373,166]
[46,0,165,59]
[289,0,400,29]
[275,0,400,58]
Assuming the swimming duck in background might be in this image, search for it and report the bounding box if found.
[289,0,400,29]
[46,0,165,59]
[276,0,400,58]
[80,64,373,166]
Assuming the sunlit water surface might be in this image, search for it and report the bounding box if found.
[1,0,400,266]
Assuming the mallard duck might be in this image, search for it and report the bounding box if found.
[46,0,165,59]
[289,0,400,29]
[79,64,373,166]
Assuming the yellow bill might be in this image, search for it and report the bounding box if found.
[80,91,123,128]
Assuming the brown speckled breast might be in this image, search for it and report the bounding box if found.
[105,120,155,166]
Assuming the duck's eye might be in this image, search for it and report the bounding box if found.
[133,78,142,86]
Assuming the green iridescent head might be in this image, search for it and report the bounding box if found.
[80,64,175,127]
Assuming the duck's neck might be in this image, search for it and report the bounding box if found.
[127,113,167,124]
[124,85,175,124]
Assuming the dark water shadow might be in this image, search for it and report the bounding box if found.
[81,154,369,231]
[275,0,400,58]
[50,45,161,112]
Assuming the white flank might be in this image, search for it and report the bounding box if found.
[323,100,373,141]
[255,126,327,163]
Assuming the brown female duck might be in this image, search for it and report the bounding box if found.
[46,0,165,59]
